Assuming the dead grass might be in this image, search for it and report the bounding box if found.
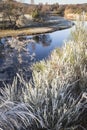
[0,27,54,38]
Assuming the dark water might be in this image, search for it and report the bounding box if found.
[0,26,74,83]
[27,28,72,60]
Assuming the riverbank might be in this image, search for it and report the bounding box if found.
[0,26,69,38]
[0,16,73,38]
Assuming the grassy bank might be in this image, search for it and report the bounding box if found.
[0,22,87,130]
[0,27,53,38]
[0,17,73,38]
[0,25,71,38]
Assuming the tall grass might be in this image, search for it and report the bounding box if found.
[0,22,87,130]
[0,88,41,130]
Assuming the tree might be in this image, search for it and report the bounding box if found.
[1,0,24,29]
[50,3,59,12]
[32,8,39,18]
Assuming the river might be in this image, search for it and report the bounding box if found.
[0,24,75,83]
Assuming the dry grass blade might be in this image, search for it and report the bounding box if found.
[0,89,40,130]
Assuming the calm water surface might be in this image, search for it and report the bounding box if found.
[0,25,74,83]
[27,28,72,60]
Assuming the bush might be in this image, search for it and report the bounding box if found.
[32,9,39,19]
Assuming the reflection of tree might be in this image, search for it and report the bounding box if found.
[18,53,22,64]
[0,44,5,59]
[0,37,31,83]
[0,44,16,83]
[0,34,52,83]
[33,35,39,43]
[31,42,36,50]
[33,34,52,47]
[0,39,2,44]
[6,37,27,52]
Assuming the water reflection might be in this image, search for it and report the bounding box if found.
[0,34,52,84]
[26,34,52,61]
[0,27,72,84]
[0,39,28,85]
[33,34,52,47]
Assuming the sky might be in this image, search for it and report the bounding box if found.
[24,0,87,4]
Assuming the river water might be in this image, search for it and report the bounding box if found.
[0,25,75,83]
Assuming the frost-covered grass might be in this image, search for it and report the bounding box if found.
[0,22,87,130]
[0,89,40,130]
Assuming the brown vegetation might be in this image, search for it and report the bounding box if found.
[64,4,87,19]
[0,0,87,30]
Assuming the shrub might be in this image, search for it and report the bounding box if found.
[32,9,39,19]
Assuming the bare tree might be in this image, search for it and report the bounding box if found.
[1,0,24,29]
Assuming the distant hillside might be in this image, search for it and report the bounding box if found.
[0,1,87,29]
[1,1,87,16]
[64,4,87,19]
